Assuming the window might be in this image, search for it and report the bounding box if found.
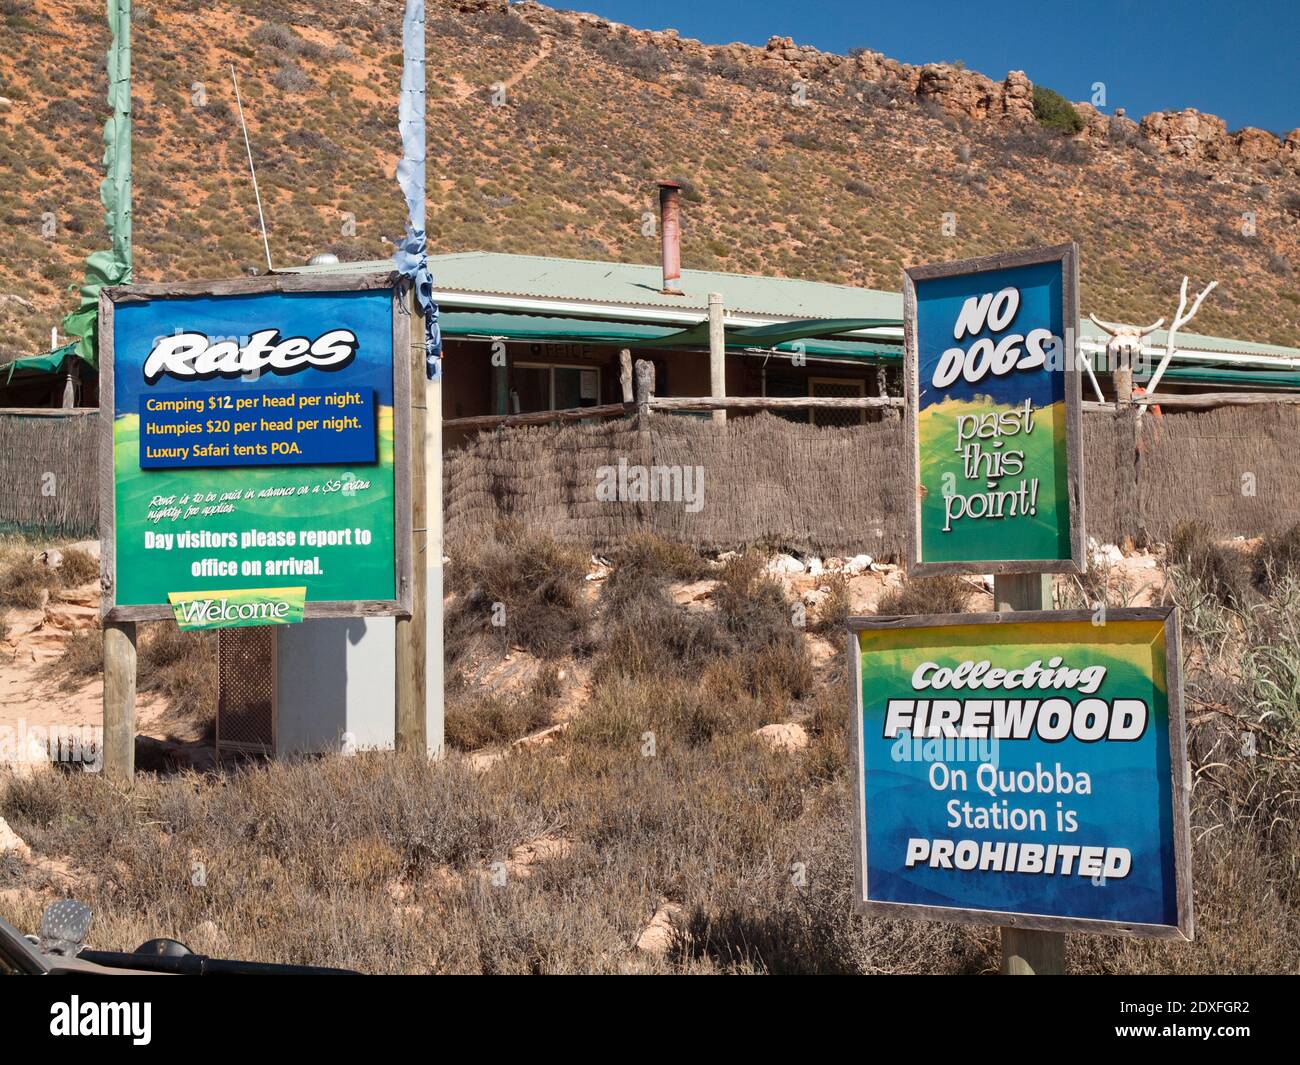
[809,376,866,427]
[510,363,601,414]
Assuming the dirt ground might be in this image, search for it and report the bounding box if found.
[0,540,1166,761]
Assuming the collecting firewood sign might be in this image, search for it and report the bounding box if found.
[904,243,1084,575]
[849,608,1193,940]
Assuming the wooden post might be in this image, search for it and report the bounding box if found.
[1114,365,1133,405]
[1001,925,1066,976]
[708,293,726,424]
[62,355,79,409]
[634,358,654,420]
[396,301,427,755]
[619,349,633,404]
[102,620,137,784]
[994,571,1065,975]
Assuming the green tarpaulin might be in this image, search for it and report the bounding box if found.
[61,0,132,368]
[440,311,903,361]
[1,343,79,382]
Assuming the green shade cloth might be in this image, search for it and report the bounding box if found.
[2,343,79,382]
[440,311,902,361]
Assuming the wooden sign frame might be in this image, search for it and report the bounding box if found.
[903,243,1085,576]
[848,606,1193,941]
[97,271,413,623]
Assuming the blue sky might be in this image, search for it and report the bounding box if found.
[567,0,1298,134]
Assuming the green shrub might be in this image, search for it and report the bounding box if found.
[1032,85,1083,135]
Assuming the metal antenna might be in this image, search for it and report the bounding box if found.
[230,65,273,273]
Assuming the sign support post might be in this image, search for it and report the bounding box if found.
[993,571,1064,974]
[426,349,444,756]
[396,302,427,754]
[102,620,136,784]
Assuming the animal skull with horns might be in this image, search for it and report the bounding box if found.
[1087,313,1164,373]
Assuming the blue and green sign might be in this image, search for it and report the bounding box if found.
[850,608,1193,939]
[905,244,1084,575]
[100,276,411,624]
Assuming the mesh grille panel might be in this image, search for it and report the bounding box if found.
[810,379,866,428]
[216,627,276,756]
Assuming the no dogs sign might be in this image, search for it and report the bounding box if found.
[904,244,1084,575]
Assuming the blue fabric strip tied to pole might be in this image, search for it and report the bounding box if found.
[393,0,442,380]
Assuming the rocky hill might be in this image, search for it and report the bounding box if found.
[1,0,1298,364]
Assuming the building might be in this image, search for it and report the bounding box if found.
[8,184,1300,421]
[281,186,1300,445]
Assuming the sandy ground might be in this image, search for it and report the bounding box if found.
[2,540,1165,768]
[0,575,168,751]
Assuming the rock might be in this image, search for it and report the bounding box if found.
[843,554,874,574]
[635,901,685,955]
[916,63,997,120]
[52,583,99,610]
[64,540,100,560]
[766,553,805,575]
[504,834,572,879]
[754,722,810,752]
[1000,70,1034,123]
[1073,101,1110,141]
[1234,127,1282,162]
[1285,130,1300,167]
[0,817,33,861]
[1139,108,1231,162]
[44,601,98,631]
[670,579,717,611]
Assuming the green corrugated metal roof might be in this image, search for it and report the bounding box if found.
[1078,320,1300,363]
[287,251,904,321]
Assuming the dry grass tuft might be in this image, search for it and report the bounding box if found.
[445,665,560,751]
[3,534,1299,974]
[876,574,971,616]
[0,553,61,609]
[57,547,98,586]
[446,522,592,661]
[1167,521,1253,606]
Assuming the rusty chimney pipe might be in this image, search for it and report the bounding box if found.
[657,181,683,294]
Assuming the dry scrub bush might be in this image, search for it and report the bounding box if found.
[57,547,98,586]
[4,535,1299,973]
[813,571,851,634]
[445,522,592,661]
[445,665,560,751]
[609,533,711,582]
[0,553,61,609]
[876,574,970,615]
[1167,521,1253,607]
